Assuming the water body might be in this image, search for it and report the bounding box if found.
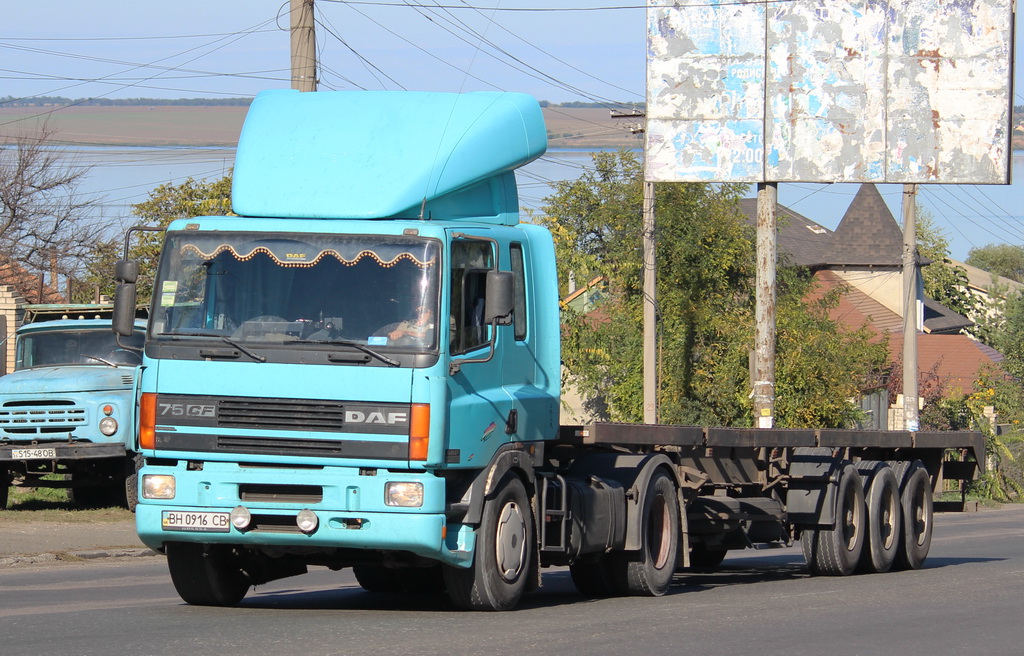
[67,146,1022,262]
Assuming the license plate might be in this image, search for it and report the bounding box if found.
[11,447,57,459]
[162,511,231,533]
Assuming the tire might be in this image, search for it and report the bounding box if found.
[125,453,141,513]
[353,564,404,593]
[166,542,251,606]
[855,462,901,574]
[444,473,533,611]
[802,463,866,576]
[686,543,728,570]
[0,469,9,510]
[609,469,680,596]
[891,460,933,570]
[569,554,620,596]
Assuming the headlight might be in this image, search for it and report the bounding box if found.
[385,481,424,507]
[296,509,319,534]
[142,474,176,499]
[98,416,118,436]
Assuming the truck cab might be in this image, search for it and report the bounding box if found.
[0,308,146,509]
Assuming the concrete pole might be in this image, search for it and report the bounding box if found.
[902,183,920,431]
[290,0,317,92]
[643,180,658,424]
[753,183,778,428]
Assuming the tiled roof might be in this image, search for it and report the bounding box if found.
[738,198,833,267]
[824,184,904,267]
[922,297,973,334]
[807,270,902,339]
[888,332,1003,395]
[0,257,63,304]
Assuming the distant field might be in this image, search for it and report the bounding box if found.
[0,105,641,149]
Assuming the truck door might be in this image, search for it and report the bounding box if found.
[446,236,513,463]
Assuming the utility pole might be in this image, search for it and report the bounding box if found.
[612,109,658,424]
[901,183,920,431]
[753,183,778,428]
[290,0,317,92]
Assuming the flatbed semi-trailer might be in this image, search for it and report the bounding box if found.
[112,89,984,611]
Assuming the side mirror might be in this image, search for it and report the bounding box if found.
[484,270,514,326]
[112,260,139,337]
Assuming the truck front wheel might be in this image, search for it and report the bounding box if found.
[166,542,251,606]
[444,472,533,611]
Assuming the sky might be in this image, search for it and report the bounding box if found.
[2,1,1022,261]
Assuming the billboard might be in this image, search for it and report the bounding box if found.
[646,0,1015,184]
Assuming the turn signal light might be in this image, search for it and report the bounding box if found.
[409,403,430,461]
[140,393,156,450]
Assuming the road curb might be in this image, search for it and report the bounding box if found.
[0,547,159,568]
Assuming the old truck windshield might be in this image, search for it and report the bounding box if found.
[150,232,441,351]
[17,329,144,369]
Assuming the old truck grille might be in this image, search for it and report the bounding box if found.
[0,400,86,435]
[218,398,346,432]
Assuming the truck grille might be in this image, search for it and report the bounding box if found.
[218,398,346,432]
[0,400,86,435]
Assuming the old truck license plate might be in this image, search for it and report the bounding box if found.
[11,447,57,459]
[162,511,231,532]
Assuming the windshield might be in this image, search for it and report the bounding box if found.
[150,232,441,351]
[16,329,144,369]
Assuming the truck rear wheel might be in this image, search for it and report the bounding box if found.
[801,463,866,576]
[166,542,251,606]
[444,472,533,611]
[855,462,901,573]
[892,460,933,570]
[0,469,9,509]
[611,469,679,596]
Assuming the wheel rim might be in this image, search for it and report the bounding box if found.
[495,500,527,581]
[910,480,930,547]
[880,483,899,550]
[648,493,672,570]
[842,482,863,552]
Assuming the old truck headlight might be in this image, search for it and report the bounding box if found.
[98,416,118,436]
[142,474,176,499]
[385,481,424,507]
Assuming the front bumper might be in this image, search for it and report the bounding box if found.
[0,441,127,463]
[134,461,476,566]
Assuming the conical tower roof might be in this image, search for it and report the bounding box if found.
[824,184,904,267]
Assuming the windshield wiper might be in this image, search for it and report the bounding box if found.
[84,355,120,368]
[291,339,401,367]
[158,331,266,363]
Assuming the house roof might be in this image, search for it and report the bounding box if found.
[0,257,62,304]
[922,297,973,334]
[824,184,904,267]
[888,332,1003,395]
[737,198,833,267]
[808,270,902,339]
[950,258,1024,296]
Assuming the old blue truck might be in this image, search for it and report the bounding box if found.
[112,89,983,610]
[0,305,145,509]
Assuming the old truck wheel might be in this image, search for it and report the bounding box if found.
[802,463,866,576]
[613,469,679,596]
[892,460,933,570]
[569,554,620,596]
[444,472,532,611]
[855,462,901,573]
[166,542,251,606]
[0,469,9,510]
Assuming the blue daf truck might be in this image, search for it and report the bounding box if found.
[112,89,983,610]
[0,305,145,509]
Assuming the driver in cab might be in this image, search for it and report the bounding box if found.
[388,304,434,344]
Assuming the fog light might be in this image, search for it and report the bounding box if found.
[98,416,118,436]
[296,509,319,534]
[230,505,251,530]
[385,481,424,507]
[142,474,175,499]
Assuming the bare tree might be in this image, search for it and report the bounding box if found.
[0,122,112,299]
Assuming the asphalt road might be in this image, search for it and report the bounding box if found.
[0,505,1022,656]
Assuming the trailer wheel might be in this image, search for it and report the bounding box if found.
[613,469,679,596]
[891,460,933,570]
[801,463,866,576]
[166,542,251,606]
[444,472,532,611]
[855,462,901,573]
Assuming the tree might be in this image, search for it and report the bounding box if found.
[540,150,886,428]
[79,175,232,304]
[0,123,111,298]
[965,243,1024,283]
[915,211,983,326]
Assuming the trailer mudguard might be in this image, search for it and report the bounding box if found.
[787,448,843,527]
